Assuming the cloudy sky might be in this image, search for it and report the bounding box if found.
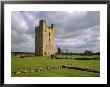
[11,11,100,53]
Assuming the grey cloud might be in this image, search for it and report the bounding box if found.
[11,11,100,53]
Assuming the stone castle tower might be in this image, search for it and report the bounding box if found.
[35,20,55,56]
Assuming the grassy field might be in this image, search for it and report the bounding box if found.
[11,55,100,77]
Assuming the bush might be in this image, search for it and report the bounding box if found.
[20,56,24,58]
[65,57,68,59]
[50,54,57,59]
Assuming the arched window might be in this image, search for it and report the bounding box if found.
[49,32,50,36]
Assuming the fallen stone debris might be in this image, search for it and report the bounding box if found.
[12,64,100,75]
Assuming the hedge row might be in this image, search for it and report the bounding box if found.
[53,57,99,60]
[74,57,99,60]
[61,65,100,73]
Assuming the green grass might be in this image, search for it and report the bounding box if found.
[11,55,100,77]
[12,68,99,77]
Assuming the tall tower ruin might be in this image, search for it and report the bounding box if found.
[35,20,55,56]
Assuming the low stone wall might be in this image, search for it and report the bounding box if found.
[12,64,100,75]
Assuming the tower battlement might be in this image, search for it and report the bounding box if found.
[35,20,55,56]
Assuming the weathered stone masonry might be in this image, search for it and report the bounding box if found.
[35,20,55,56]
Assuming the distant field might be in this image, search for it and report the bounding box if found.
[11,55,100,77]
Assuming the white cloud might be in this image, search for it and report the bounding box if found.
[11,11,100,53]
[67,11,87,17]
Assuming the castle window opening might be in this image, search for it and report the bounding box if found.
[44,52,46,55]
